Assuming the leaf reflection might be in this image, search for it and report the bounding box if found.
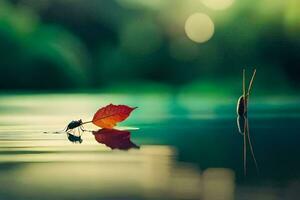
[93,129,139,150]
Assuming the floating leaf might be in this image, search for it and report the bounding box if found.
[92,104,137,129]
[93,128,139,150]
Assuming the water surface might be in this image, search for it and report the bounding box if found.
[0,94,299,200]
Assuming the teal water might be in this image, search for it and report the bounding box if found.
[0,94,299,200]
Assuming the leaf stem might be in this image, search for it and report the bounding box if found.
[81,120,92,125]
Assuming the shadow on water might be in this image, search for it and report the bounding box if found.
[237,116,259,176]
[93,129,140,150]
[67,129,139,150]
[67,133,83,144]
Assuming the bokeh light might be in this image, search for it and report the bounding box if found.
[184,13,214,43]
[284,0,300,39]
[201,0,234,10]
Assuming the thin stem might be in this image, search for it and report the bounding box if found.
[243,116,247,176]
[243,69,246,98]
[247,69,256,96]
[246,118,259,173]
[243,69,247,115]
[81,120,92,125]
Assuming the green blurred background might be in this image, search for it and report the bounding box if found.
[0,0,299,96]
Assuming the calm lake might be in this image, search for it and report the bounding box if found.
[0,94,299,200]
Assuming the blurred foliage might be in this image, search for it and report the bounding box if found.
[0,0,299,95]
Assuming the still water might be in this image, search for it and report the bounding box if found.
[0,94,299,200]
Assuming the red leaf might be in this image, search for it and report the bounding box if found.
[93,129,139,150]
[92,104,137,129]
